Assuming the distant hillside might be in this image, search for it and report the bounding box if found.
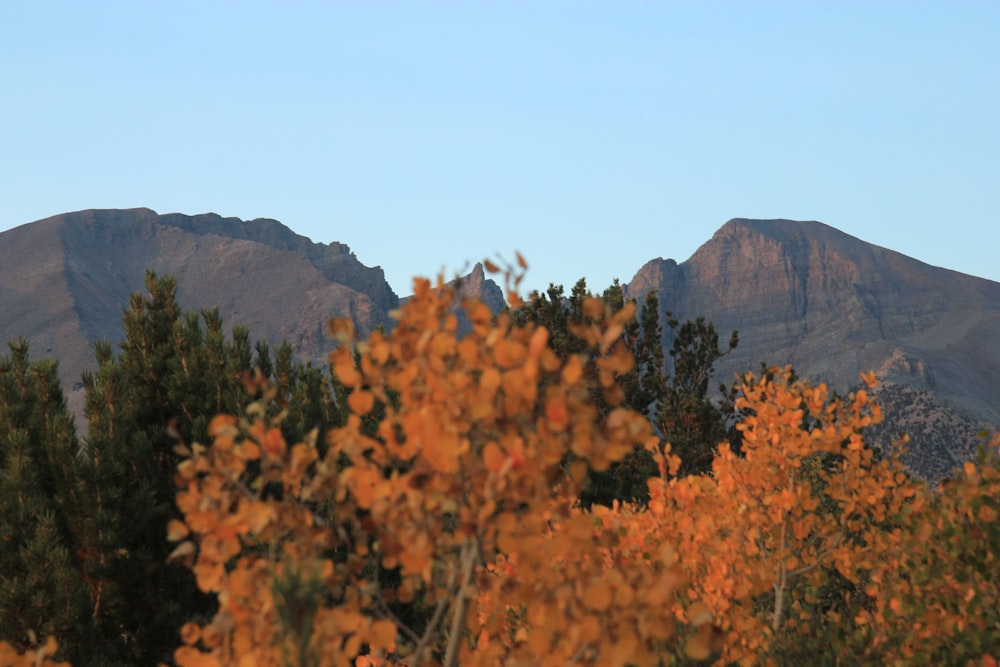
[2,209,997,478]
[0,208,503,422]
[626,219,1000,478]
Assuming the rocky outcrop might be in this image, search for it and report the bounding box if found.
[2,208,404,422]
[627,219,1000,479]
[1,208,510,426]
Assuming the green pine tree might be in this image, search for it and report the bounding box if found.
[0,340,90,662]
[76,270,349,664]
[515,280,666,507]
[656,313,739,477]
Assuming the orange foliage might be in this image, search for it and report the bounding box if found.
[0,638,68,667]
[638,367,914,664]
[161,260,999,666]
[169,262,682,666]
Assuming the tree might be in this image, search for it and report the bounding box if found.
[644,367,911,664]
[76,273,222,664]
[860,438,1000,664]
[0,341,89,662]
[169,263,693,666]
[655,314,738,478]
[75,270,349,665]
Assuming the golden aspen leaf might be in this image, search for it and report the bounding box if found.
[167,519,190,541]
[430,331,456,357]
[168,541,195,562]
[261,427,285,457]
[497,529,519,555]
[479,367,501,392]
[370,619,397,649]
[246,501,273,533]
[561,355,583,385]
[582,297,605,319]
[208,414,238,438]
[528,326,549,358]
[332,348,362,386]
[545,396,569,431]
[515,251,528,269]
[601,323,624,352]
[583,580,612,611]
[239,441,261,461]
[687,602,713,627]
[483,259,500,273]
[348,390,375,415]
[493,339,526,368]
[180,622,201,646]
[483,442,505,473]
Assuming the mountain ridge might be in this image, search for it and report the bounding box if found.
[1,208,501,423]
[2,209,997,479]
[624,217,1000,478]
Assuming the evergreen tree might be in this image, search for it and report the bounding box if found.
[78,273,218,664]
[76,270,348,664]
[656,313,739,477]
[0,341,90,662]
[515,280,666,507]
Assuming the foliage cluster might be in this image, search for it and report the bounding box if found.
[1,262,998,666]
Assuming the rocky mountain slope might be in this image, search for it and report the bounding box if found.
[626,219,1000,478]
[0,208,503,422]
[2,210,996,478]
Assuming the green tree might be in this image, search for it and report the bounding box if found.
[0,341,90,662]
[656,313,738,477]
[76,270,348,665]
[514,280,666,507]
[77,273,220,665]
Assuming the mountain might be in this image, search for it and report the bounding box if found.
[626,219,1000,479]
[2,209,996,479]
[0,208,503,422]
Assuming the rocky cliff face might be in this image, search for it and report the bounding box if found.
[0,208,502,423]
[627,219,1000,478]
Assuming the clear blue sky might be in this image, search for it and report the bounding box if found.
[2,1,998,297]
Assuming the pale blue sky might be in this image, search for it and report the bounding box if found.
[2,1,998,297]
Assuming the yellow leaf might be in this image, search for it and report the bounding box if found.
[167,519,190,542]
[348,390,375,415]
[483,442,505,473]
[208,414,238,438]
[528,326,549,359]
[687,601,713,627]
[246,501,273,533]
[561,355,583,385]
[583,580,612,612]
[370,619,397,650]
[168,541,195,562]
